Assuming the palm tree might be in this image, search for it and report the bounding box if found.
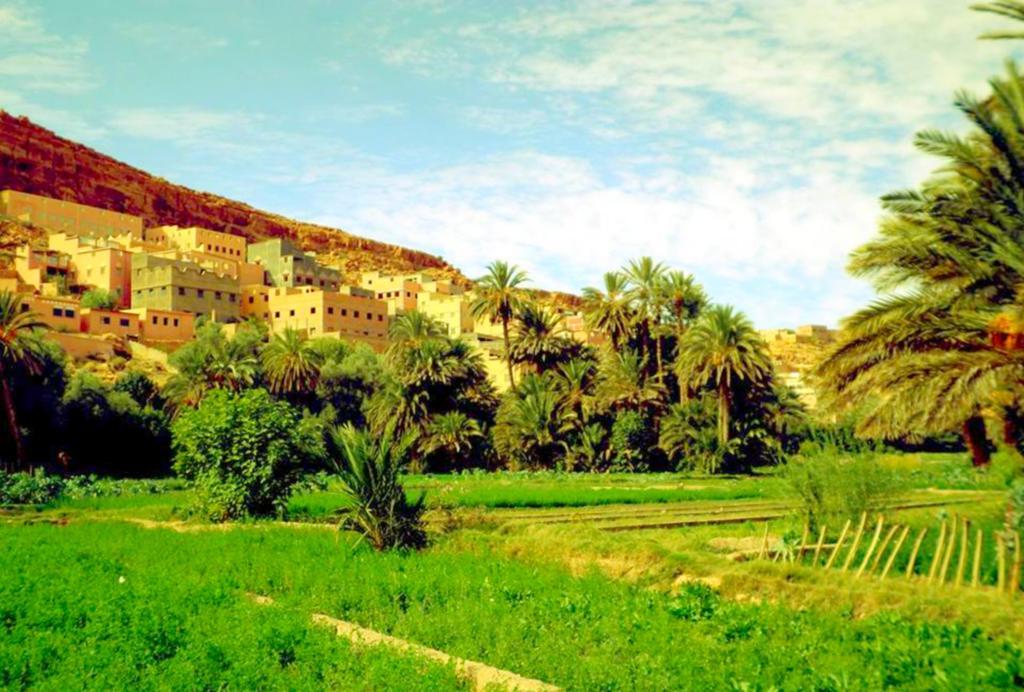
[262,328,323,397]
[493,374,570,469]
[974,1,1024,39]
[659,270,707,346]
[555,358,595,426]
[581,272,634,351]
[0,291,46,470]
[388,310,445,353]
[596,348,666,414]
[470,261,528,389]
[623,257,667,374]
[508,302,578,374]
[676,305,771,447]
[328,422,426,550]
[420,412,483,469]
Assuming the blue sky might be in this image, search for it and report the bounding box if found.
[1,1,1019,327]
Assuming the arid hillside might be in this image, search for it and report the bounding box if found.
[0,111,466,283]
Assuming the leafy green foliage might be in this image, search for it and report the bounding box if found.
[609,410,660,472]
[171,389,307,521]
[327,423,426,550]
[783,452,898,527]
[79,288,119,310]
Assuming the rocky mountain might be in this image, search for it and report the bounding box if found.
[0,111,466,283]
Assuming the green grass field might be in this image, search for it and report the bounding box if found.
[3,452,1023,690]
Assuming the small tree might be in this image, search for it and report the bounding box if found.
[171,389,305,521]
[80,289,119,310]
[328,422,426,550]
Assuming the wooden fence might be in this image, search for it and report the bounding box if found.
[755,513,1022,595]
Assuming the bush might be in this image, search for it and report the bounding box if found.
[327,423,426,550]
[113,370,160,408]
[784,452,898,528]
[0,470,62,505]
[172,389,307,521]
[80,288,119,310]
[609,410,659,472]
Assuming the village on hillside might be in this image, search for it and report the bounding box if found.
[1,188,835,402]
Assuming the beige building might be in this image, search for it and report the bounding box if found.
[240,285,271,321]
[14,246,71,292]
[247,238,341,290]
[80,308,140,339]
[267,286,388,350]
[417,291,473,338]
[130,254,240,322]
[19,294,80,332]
[126,307,196,344]
[1,190,144,239]
[159,225,247,262]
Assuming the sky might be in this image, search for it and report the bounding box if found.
[1,1,1020,328]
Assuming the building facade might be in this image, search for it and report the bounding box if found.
[267,286,388,349]
[247,238,341,290]
[80,308,140,339]
[130,254,240,322]
[1,190,143,239]
[126,307,196,344]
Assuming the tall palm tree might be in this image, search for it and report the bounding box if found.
[974,1,1024,39]
[262,328,324,397]
[555,358,595,426]
[508,302,578,374]
[420,411,483,469]
[623,257,667,376]
[470,261,528,389]
[676,305,771,447]
[596,348,667,414]
[660,270,707,346]
[0,291,46,471]
[581,272,634,351]
[388,310,445,353]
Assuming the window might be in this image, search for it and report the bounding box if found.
[248,295,254,304]
[178,287,185,296]
[102,316,111,325]
[197,289,205,298]
[378,315,384,322]
[163,318,169,326]
[119,319,130,327]
[152,316,158,325]
[64,309,75,318]
[354,311,360,318]
[173,319,179,327]
[310,307,316,314]
[229,294,236,303]
[274,311,281,318]
[341,309,348,317]
[366,312,372,320]
[52,308,62,317]
[327,307,334,315]
[215,291,222,300]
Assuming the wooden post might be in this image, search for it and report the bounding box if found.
[927,520,948,583]
[881,526,910,580]
[905,527,928,579]
[997,533,1007,593]
[871,525,899,574]
[971,528,983,588]
[938,514,958,584]
[758,521,769,560]
[1012,532,1022,595]
[824,519,852,570]
[841,513,869,573]
[812,525,827,566]
[796,523,810,563]
[857,515,886,578]
[954,519,969,588]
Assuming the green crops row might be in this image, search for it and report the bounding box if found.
[2,522,1021,690]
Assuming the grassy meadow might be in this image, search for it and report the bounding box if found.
[3,451,1023,690]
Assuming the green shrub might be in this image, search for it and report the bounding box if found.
[79,288,119,310]
[172,389,306,521]
[327,423,426,550]
[784,452,898,528]
[609,410,658,472]
[0,470,62,505]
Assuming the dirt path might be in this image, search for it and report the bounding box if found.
[249,594,560,692]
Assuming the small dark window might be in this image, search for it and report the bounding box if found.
[102,316,111,325]
[289,309,295,317]
[152,316,158,325]
[197,289,205,298]
[163,318,169,326]
[65,309,75,318]
[366,312,372,320]
[327,307,334,315]
[310,307,316,314]
[119,319,130,327]
[178,287,185,296]
[229,294,236,303]
[173,319,179,327]
[248,296,254,304]
[354,311,360,318]
[52,308,61,317]
[378,315,383,322]
[215,291,222,300]
[274,311,281,318]
[342,309,348,316]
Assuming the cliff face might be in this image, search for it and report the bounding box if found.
[0,112,466,282]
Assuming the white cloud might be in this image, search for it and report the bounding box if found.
[0,3,94,93]
[109,107,262,143]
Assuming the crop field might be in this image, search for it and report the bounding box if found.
[3,453,1023,690]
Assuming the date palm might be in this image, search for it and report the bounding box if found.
[676,305,771,447]
[623,257,667,374]
[420,411,483,469]
[262,328,323,397]
[0,291,46,470]
[388,310,444,353]
[581,272,634,351]
[470,261,528,389]
[508,302,578,375]
[596,348,667,414]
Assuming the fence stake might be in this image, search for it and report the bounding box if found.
[927,520,948,583]
[955,519,969,588]
[841,513,869,573]
[824,519,852,570]
[871,524,900,574]
[881,526,910,580]
[811,525,827,566]
[796,523,810,563]
[1011,532,1022,595]
[971,528,983,588]
[938,514,958,584]
[906,527,928,579]
[758,522,769,560]
[857,515,886,578]
[997,533,1007,593]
